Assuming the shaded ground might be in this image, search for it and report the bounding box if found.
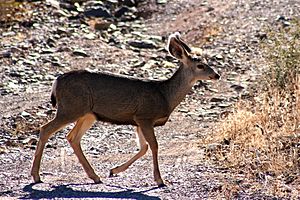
[0,0,299,199]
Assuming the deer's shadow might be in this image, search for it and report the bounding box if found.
[21,182,161,200]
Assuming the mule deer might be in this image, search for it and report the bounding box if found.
[31,32,220,187]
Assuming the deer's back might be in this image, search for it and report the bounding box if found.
[55,70,170,126]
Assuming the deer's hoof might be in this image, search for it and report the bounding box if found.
[158,183,167,188]
[93,176,102,184]
[108,169,115,178]
[32,175,42,184]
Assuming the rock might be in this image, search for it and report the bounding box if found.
[72,49,89,57]
[217,103,232,108]
[21,111,31,117]
[59,2,77,11]
[9,71,22,78]
[255,32,267,40]
[191,47,203,55]
[89,19,111,30]
[56,27,69,35]
[51,61,64,67]
[23,59,36,66]
[83,33,96,40]
[0,50,12,58]
[206,143,222,151]
[206,7,214,12]
[215,54,223,60]
[41,48,55,54]
[115,6,130,18]
[282,21,291,27]
[210,97,225,102]
[84,7,112,18]
[235,38,242,43]
[276,15,287,21]
[123,0,136,7]
[46,37,56,47]
[157,0,168,4]
[22,137,38,146]
[0,146,8,154]
[128,40,156,49]
[2,31,16,37]
[46,0,60,9]
[230,84,245,92]
[107,0,118,3]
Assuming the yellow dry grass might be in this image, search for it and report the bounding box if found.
[203,19,300,198]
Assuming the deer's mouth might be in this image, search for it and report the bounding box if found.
[209,74,220,80]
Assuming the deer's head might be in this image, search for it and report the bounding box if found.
[167,32,220,82]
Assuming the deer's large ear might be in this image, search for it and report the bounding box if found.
[167,32,189,60]
[174,33,192,53]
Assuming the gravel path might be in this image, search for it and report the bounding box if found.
[0,0,299,199]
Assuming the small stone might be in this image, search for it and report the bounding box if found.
[0,50,12,58]
[2,31,16,37]
[46,0,60,8]
[215,54,223,60]
[21,111,31,117]
[235,38,242,43]
[128,40,156,49]
[56,27,69,35]
[255,32,267,40]
[89,19,111,30]
[22,137,38,145]
[218,103,232,108]
[115,6,130,18]
[206,143,222,151]
[46,37,56,47]
[123,0,136,7]
[157,0,167,4]
[230,84,245,92]
[84,7,112,18]
[84,33,96,40]
[282,21,291,27]
[41,48,55,54]
[59,2,76,11]
[23,59,36,65]
[72,49,89,57]
[206,7,214,12]
[210,97,225,102]
[229,48,236,54]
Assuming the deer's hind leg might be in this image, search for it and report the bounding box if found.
[109,126,149,176]
[66,113,100,183]
[31,112,76,183]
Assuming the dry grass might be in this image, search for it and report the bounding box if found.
[203,20,300,198]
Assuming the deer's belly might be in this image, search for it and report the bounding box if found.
[154,117,169,127]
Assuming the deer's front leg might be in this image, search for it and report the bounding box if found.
[109,126,148,176]
[138,120,165,187]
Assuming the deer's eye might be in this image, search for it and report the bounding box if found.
[197,64,205,69]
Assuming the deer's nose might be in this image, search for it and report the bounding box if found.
[215,73,220,80]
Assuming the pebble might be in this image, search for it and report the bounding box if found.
[84,7,112,18]
[123,0,136,7]
[72,49,89,57]
[230,84,245,92]
[128,40,156,49]
[215,54,223,60]
[0,50,12,58]
[157,0,168,4]
[21,111,31,117]
[115,6,130,18]
[210,97,225,102]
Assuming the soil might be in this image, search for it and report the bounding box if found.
[0,0,299,199]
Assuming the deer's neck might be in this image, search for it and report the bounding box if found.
[160,64,196,112]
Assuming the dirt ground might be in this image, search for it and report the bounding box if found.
[0,0,299,199]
